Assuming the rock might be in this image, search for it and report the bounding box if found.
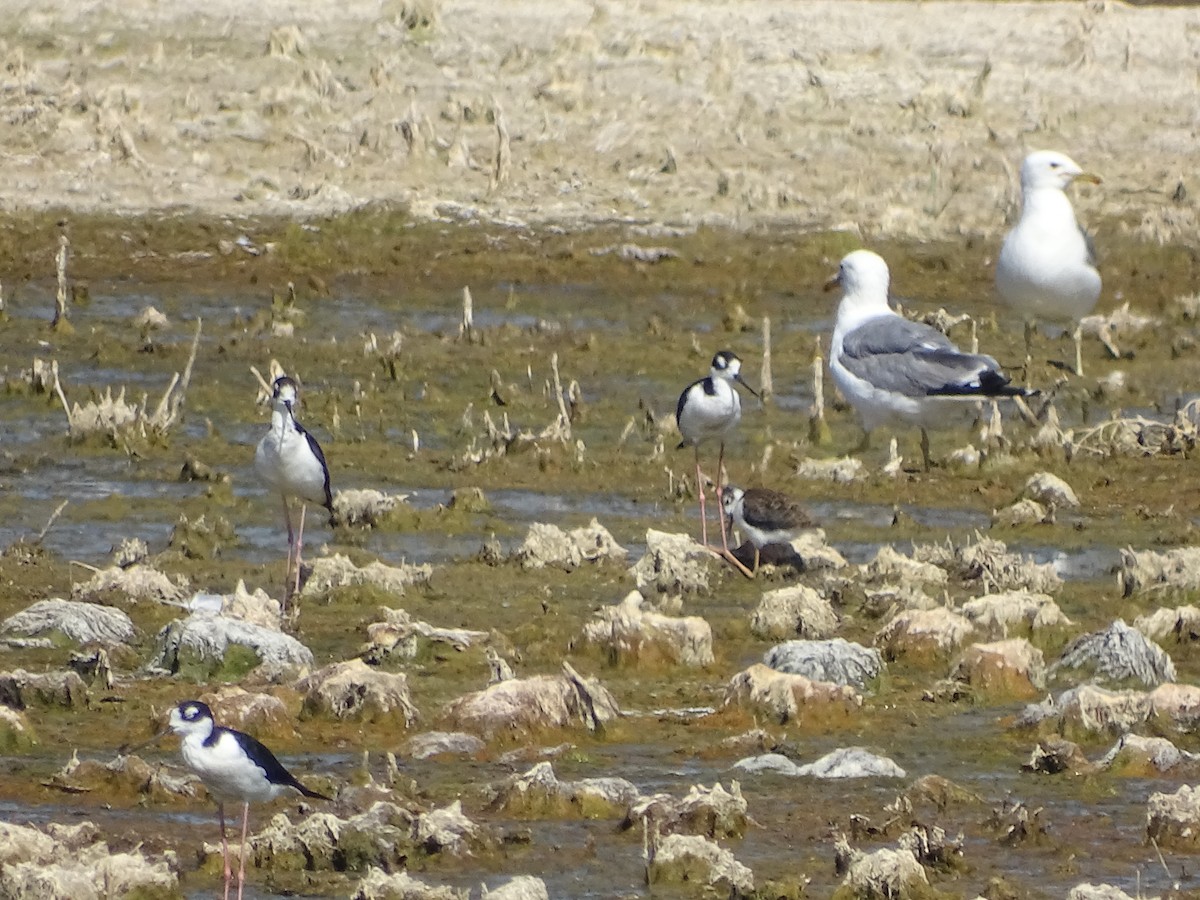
[514,519,626,570]
[900,774,984,810]
[488,761,640,819]
[835,841,928,898]
[1068,885,1144,900]
[1051,619,1176,687]
[1118,542,1200,600]
[136,305,170,329]
[625,781,749,839]
[448,487,490,513]
[297,659,419,725]
[874,608,975,663]
[794,456,864,483]
[749,585,839,640]
[731,753,805,776]
[0,822,178,900]
[762,638,882,689]
[1147,784,1200,849]
[69,648,114,688]
[645,830,754,896]
[950,639,1046,698]
[731,529,847,574]
[1148,682,1200,731]
[721,663,861,725]
[1031,685,1153,738]
[959,591,1071,639]
[406,732,486,760]
[71,563,188,606]
[799,747,906,779]
[913,534,1061,594]
[991,498,1051,527]
[153,612,314,680]
[443,662,620,738]
[0,821,59,867]
[1,598,136,646]
[47,750,200,801]
[1023,471,1080,508]
[579,590,713,667]
[361,607,489,663]
[168,512,235,559]
[213,580,283,628]
[1022,735,1095,775]
[353,867,467,899]
[414,800,481,855]
[333,488,411,527]
[791,530,849,571]
[201,686,294,734]
[0,669,88,709]
[862,583,939,615]
[249,799,491,872]
[1133,605,1200,643]
[251,803,407,872]
[480,875,549,900]
[1097,734,1197,775]
[300,553,433,599]
[1119,547,1200,597]
[861,545,948,585]
[735,747,904,779]
[0,705,35,751]
[627,529,714,595]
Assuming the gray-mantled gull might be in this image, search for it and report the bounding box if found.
[676,350,759,558]
[995,150,1102,376]
[829,249,1029,470]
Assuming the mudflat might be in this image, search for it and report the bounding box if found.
[0,0,1194,241]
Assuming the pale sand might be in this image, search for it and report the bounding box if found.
[0,0,1194,242]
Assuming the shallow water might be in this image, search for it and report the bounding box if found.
[2,223,1199,899]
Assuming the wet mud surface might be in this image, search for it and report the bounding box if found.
[0,211,1199,897]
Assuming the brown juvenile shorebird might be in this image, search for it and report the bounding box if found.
[721,485,816,574]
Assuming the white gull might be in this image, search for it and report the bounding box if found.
[829,249,1029,470]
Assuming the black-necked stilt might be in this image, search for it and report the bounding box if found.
[675,350,758,555]
[995,150,1103,377]
[721,485,815,574]
[254,375,333,602]
[168,699,329,900]
[828,250,1030,471]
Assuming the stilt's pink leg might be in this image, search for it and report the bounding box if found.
[281,496,295,605]
[292,503,308,599]
[219,802,231,900]
[236,801,250,900]
[694,449,708,547]
[716,441,731,553]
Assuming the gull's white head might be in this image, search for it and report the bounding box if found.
[830,249,891,309]
[1020,150,1101,193]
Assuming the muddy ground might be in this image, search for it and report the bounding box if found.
[3,2,1200,899]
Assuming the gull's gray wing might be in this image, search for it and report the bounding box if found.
[839,316,1017,399]
[1081,224,1098,267]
